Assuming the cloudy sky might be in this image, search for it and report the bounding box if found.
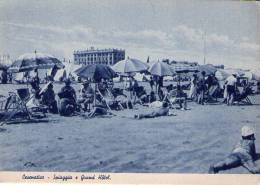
[0,0,259,69]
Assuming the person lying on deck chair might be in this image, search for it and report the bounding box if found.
[134,101,170,119]
[209,125,260,174]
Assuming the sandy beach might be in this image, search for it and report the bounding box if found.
[0,83,259,174]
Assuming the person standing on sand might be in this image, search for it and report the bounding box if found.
[197,71,207,105]
[58,79,77,116]
[209,125,260,174]
[188,74,198,100]
[149,76,155,91]
[226,74,237,106]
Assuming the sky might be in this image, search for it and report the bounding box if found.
[0,0,259,69]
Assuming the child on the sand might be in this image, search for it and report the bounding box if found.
[209,125,260,174]
[134,101,170,119]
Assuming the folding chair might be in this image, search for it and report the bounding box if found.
[234,86,253,105]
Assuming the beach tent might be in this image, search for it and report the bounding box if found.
[134,73,148,81]
[215,69,230,81]
[164,76,174,81]
[243,71,260,81]
[54,68,67,82]
[224,68,245,77]
[63,62,82,80]
[13,72,26,83]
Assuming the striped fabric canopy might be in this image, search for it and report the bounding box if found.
[8,52,64,73]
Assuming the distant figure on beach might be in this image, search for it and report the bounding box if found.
[206,74,219,101]
[77,81,94,111]
[40,82,58,114]
[30,69,41,99]
[1,69,8,84]
[58,79,77,116]
[226,74,237,106]
[197,71,207,105]
[149,76,155,91]
[188,74,198,100]
[209,125,260,174]
[134,101,169,119]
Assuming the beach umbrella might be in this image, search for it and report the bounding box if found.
[8,51,64,73]
[75,64,117,82]
[148,61,174,76]
[75,64,117,106]
[112,57,149,73]
[197,64,217,75]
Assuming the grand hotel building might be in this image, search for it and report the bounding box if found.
[73,47,125,66]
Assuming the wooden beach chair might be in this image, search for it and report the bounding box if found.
[0,88,46,125]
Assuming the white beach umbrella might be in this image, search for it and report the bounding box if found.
[112,57,149,73]
[148,61,174,76]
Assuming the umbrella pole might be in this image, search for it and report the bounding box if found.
[94,83,96,107]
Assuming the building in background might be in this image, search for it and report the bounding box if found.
[73,47,125,66]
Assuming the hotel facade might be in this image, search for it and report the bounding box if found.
[73,47,125,66]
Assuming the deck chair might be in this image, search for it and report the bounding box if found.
[163,89,187,109]
[97,86,124,111]
[0,88,46,125]
[234,86,253,105]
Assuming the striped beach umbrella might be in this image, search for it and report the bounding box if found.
[8,51,64,73]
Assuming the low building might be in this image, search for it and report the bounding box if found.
[73,47,125,66]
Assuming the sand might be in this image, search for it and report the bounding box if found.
[0,83,260,173]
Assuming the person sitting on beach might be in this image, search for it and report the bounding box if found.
[134,101,170,119]
[209,125,260,174]
[148,91,157,103]
[165,85,187,110]
[58,79,77,116]
[30,70,41,99]
[77,81,94,111]
[40,82,58,114]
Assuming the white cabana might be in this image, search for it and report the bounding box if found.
[54,68,67,82]
[215,69,230,81]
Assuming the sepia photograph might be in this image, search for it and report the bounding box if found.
[0,0,260,181]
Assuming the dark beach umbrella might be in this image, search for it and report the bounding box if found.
[75,64,117,82]
[75,64,117,106]
[8,52,64,73]
[149,61,175,76]
[198,64,217,75]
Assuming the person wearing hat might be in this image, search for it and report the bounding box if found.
[225,73,238,105]
[209,125,260,174]
[40,82,58,114]
[58,78,77,116]
[77,81,94,111]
